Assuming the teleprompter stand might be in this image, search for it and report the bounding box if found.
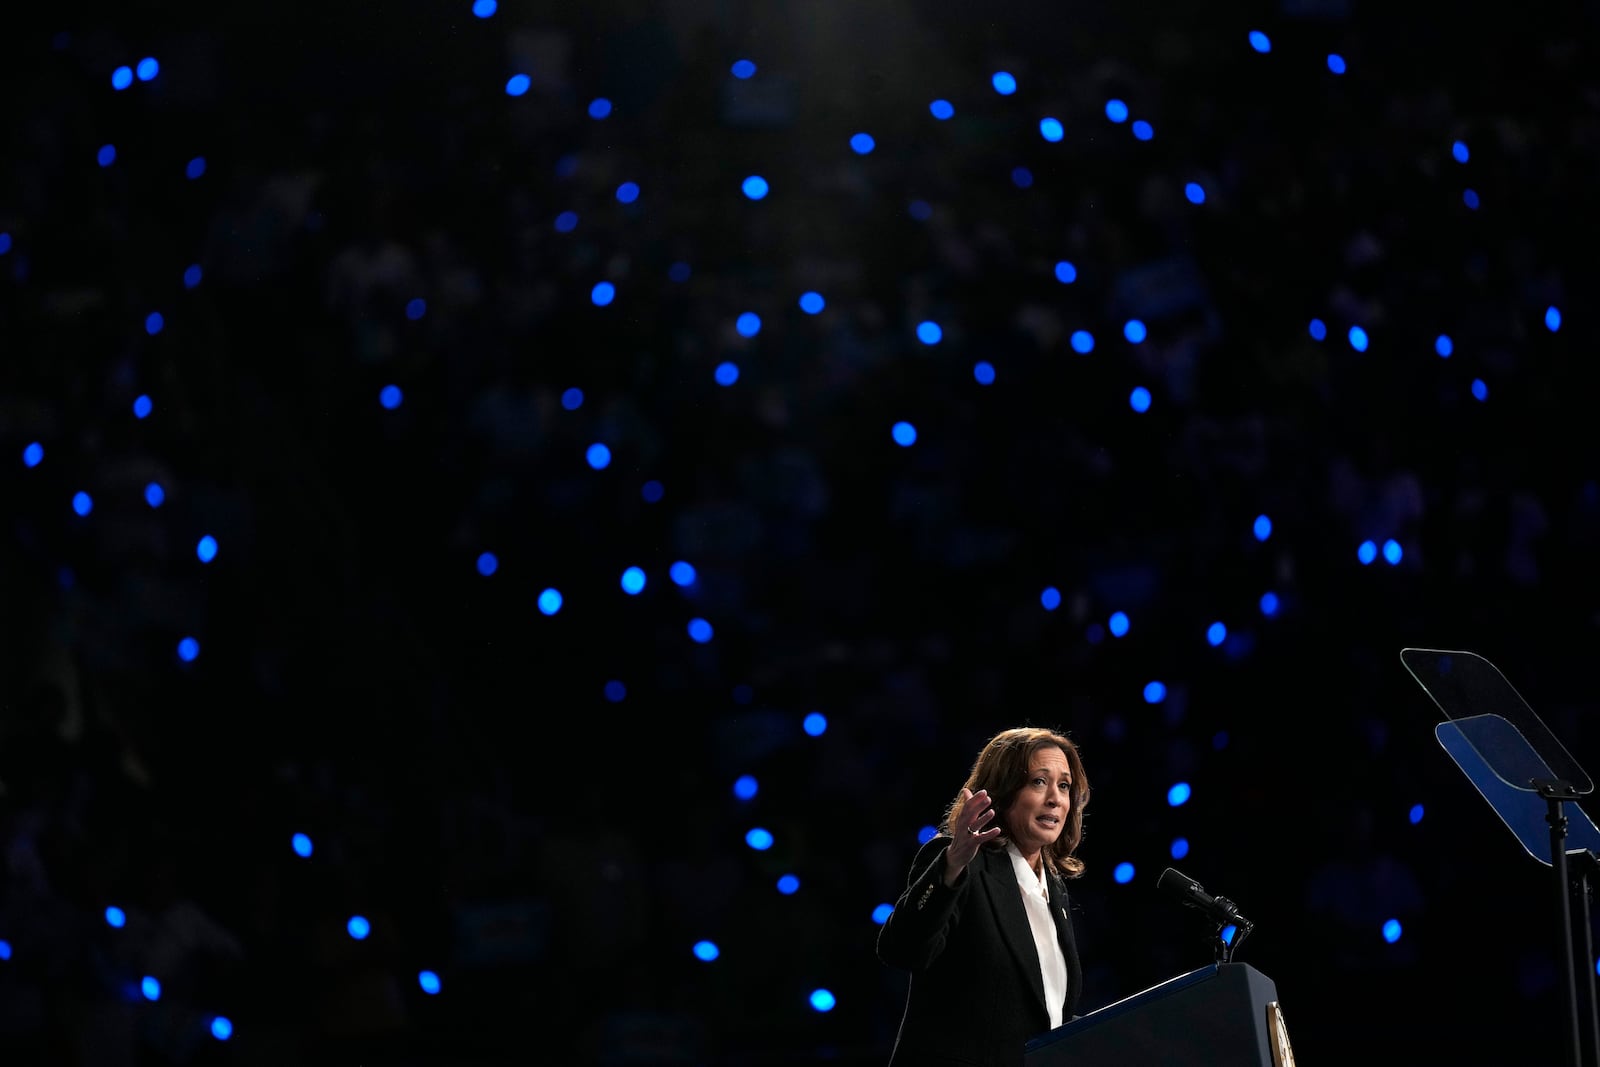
[1401,647,1600,1067]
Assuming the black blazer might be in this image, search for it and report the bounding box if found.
[877,835,1083,1067]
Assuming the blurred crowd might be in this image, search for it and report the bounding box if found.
[3,1,1600,1064]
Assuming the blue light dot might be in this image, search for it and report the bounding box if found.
[641,480,664,503]
[667,261,691,282]
[1435,334,1453,358]
[144,482,164,507]
[379,384,403,409]
[185,157,206,180]
[72,491,93,517]
[1382,539,1403,565]
[693,940,720,962]
[591,281,615,307]
[1039,117,1064,142]
[1170,837,1190,860]
[132,394,153,419]
[1143,680,1167,704]
[616,181,640,204]
[1207,621,1227,647]
[0,232,9,255]
[1167,781,1192,806]
[141,976,161,1001]
[714,362,740,386]
[419,970,442,994]
[604,680,627,702]
[742,175,769,200]
[146,312,164,335]
[405,297,426,320]
[1113,862,1135,884]
[929,99,954,120]
[1131,119,1153,141]
[1041,586,1062,611]
[588,97,611,119]
[554,211,578,233]
[177,637,200,662]
[1357,540,1378,565]
[1382,918,1402,943]
[105,906,127,928]
[1184,182,1206,205]
[1248,30,1272,53]
[505,74,531,96]
[733,775,759,800]
[98,144,117,167]
[1054,261,1077,284]
[1124,319,1147,343]
[1108,611,1130,637]
[136,57,159,81]
[777,874,800,895]
[586,443,611,469]
[799,291,825,314]
[1011,166,1034,189]
[908,199,933,220]
[1253,514,1272,541]
[917,825,938,845]
[292,833,313,858]
[850,132,876,155]
[183,264,202,288]
[973,360,996,385]
[559,387,584,411]
[745,827,773,851]
[111,65,133,89]
[621,566,646,595]
[1129,387,1152,413]
[1408,803,1425,825]
[688,618,714,643]
[347,916,370,940]
[891,421,918,447]
[803,711,827,736]
[1309,318,1327,341]
[196,535,218,564]
[991,71,1017,95]
[1471,378,1489,402]
[1221,924,1238,945]
[873,903,894,924]
[1070,330,1095,354]
[670,562,696,586]
[1463,188,1480,210]
[1327,53,1346,74]
[476,552,498,577]
[1452,140,1470,164]
[810,989,836,1013]
[1105,99,1129,123]
[1259,591,1280,616]
[731,59,757,79]
[916,321,942,345]
[736,311,761,337]
[23,442,43,468]
[472,0,497,16]
[1348,325,1369,352]
[538,588,563,615]
[1213,731,1230,750]
[1546,306,1562,332]
[211,1017,234,1041]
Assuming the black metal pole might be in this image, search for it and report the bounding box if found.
[1549,793,1582,1067]
[1580,869,1600,1067]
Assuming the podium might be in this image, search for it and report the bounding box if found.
[1024,962,1289,1067]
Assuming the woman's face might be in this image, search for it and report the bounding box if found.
[1004,746,1072,858]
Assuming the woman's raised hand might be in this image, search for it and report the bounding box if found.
[943,788,1002,883]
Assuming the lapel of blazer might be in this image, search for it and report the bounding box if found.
[979,846,1049,1017]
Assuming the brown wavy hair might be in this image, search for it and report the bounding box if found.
[939,726,1090,880]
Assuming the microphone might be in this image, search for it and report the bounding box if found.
[1156,867,1253,931]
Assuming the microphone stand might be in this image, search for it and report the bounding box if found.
[1212,904,1253,965]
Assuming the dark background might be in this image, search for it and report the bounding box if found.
[3,0,1600,1063]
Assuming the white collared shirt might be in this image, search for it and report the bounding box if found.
[1006,841,1068,1028]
